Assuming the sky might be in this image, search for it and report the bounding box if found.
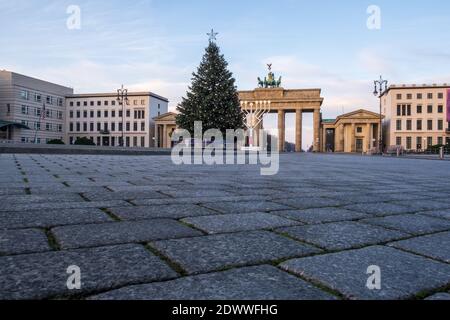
[1,0,450,148]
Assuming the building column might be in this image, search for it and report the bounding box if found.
[295,109,303,152]
[369,123,374,150]
[278,110,285,152]
[351,123,356,152]
[163,124,168,148]
[313,109,321,152]
[154,124,159,148]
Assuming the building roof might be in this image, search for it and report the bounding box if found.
[153,112,178,122]
[322,109,383,125]
[0,120,30,130]
[381,83,450,97]
[67,92,169,102]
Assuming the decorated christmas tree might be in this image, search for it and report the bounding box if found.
[176,31,244,134]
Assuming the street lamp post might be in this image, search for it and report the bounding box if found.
[117,85,128,147]
[373,76,388,154]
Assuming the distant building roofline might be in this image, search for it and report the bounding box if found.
[381,83,450,96]
[66,92,169,102]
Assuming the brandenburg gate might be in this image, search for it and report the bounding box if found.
[238,66,324,152]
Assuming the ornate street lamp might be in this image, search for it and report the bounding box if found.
[117,85,128,147]
[373,76,388,154]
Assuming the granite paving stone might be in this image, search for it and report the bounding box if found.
[273,208,369,224]
[0,208,113,229]
[420,209,450,220]
[361,214,450,235]
[81,190,170,201]
[0,200,132,212]
[276,222,408,250]
[391,200,450,211]
[90,265,336,300]
[109,204,218,220]
[280,246,450,300]
[52,219,203,249]
[272,197,349,210]
[389,231,450,263]
[0,244,177,300]
[343,202,416,217]
[182,212,301,234]
[425,293,450,300]
[151,231,321,274]
[0,229,51,255]
[202,200,292,214]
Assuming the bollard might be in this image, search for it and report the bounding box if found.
[396,147,400,157]
[440,146,445,160]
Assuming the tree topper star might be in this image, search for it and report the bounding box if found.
[207,29,218,42]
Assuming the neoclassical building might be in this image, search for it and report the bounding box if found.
[321,109,383,153]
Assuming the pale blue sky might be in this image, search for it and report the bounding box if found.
[1,0,450,147]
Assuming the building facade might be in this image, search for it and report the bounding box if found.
[321,109,383,153]
[0,70,73,143]
[382,84,450,151]
[66,92,168,147]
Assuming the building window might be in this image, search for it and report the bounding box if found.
[396,94,402,100]
[104,122,108,131]
[438,105,444,113]
[427,93,433,99]
[141,122,145,131]
[20,90,29,100]
[407,94,412,100]
[126,137,130,147]
[105,101,109,106]
[427,137,433,147]
[402,105,406,116]
[406,120,412,131]
[417,120,422,131]
[126,122,130,131]
[76,123,80,132]
[111,123,116,132]
[356,127,362,133]
[69,123,74,132]
[104,110,108,117]
[83,101,88,107]
[134,100,138,105]
[396,137,402,146]
[90,123,94,132]
[126,110,130,117]
[438,92,444,99]
[396,120,402,131]
[76,110,81,118]
[133,136,137,146]
[118,122,123,131]
[112,100,116,106]
[112,110,116,117]
[119,110,123,117]
[35,94,42,103]
[438,137,443,145]
[427,120,433,130]
[97,110,101,118]
[141,136,145,147]
[83,122,87,132]
[141,100,145,105]
[90,101,94,106]
[417,93,422,99]
[406,137,412,150]
[407,105,411,116]
[7,104,11,114]
[427,105,433,113]
[76,101,81,107]
[417,105,422,114]
[438,119,444,131]
[90,110,94,118]
[97,123,101,131]
[142,110,145,118]
[69,101,74,107]
[133,122,138,131]
[416,137,422,150]
[83,110,87,118]
[97,101,101,106]
[134,110,138,119]
[21,105,28,115]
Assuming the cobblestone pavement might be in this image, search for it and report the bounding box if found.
[0,153,450,300]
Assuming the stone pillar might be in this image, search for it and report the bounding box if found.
[313,109,321,152]
[351,123,356,152]
[295,109,303,152]
[339,124,345,152]
[278,110,285,152]
[154,124,159,148]
[163,124,167,148]
[369,123,373,150]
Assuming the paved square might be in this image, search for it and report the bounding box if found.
[1,153,450,300]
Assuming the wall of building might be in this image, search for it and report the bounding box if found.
[0,71,73,143]
[383,85,450,150]
[65,93,168,147]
